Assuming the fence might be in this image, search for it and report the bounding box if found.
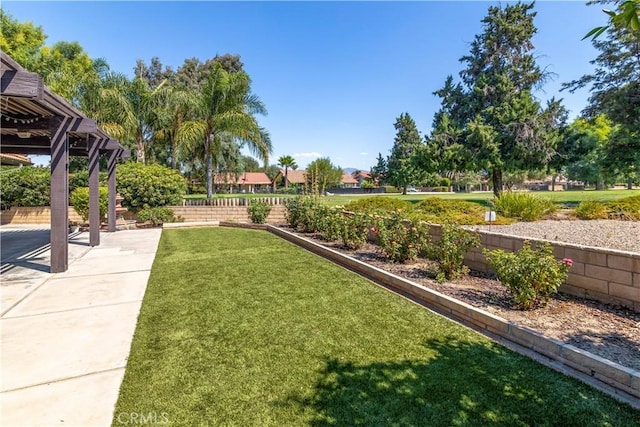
[181,197,288,207]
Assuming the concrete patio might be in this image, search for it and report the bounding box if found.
[1,226,162,426]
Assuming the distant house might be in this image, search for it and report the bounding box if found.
[272,169,307,189]
[0,153,32,166]
[214,172,272,193]
[353,171,372,186]
[340,173,359,188]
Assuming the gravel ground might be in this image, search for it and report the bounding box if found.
[473,220,640,253]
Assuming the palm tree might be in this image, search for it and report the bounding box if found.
[277,155,298,189]
[152,86,200,168]
[177,63,271,199]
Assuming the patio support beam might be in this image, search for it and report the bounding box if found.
[0,69,44,99]
[50,116,74,273]
[88,136,101,246]
[107,149,118,232]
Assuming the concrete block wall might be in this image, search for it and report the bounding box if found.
[169,205,286,224]
[0,207,82,225]
[427,224,640,312]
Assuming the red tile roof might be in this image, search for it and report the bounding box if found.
[214,172,271,185]
[0,153,32,166]
[341,173,358,184]
[279,169,307,184]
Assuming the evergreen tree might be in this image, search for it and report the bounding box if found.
[387,113,423,195]
[370,153,387,184]
[432,2,563,197]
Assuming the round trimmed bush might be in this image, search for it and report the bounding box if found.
[345,197,412,213]
[70,187,109,222]
[116,163,186,212]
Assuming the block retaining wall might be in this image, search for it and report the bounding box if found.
[0,207,83,225]
[169,205,286,224]
[268,225,640,403]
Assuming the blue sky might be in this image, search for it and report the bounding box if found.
[4,1,602,170]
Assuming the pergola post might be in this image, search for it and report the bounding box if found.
[107,149,118,232]
[50,116,73,273]
[88,136,101,246]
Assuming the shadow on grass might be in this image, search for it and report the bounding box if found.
[284,338,635,426]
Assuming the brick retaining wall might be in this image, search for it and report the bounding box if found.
[0,207,83,224]
[425,225,640,312]
[169,205,286,224]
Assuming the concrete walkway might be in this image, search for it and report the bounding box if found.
[1,227,163,426]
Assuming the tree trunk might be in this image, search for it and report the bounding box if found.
[628,178,633,190]
[170,139,177,169]
[492,168,503,198]
[284,166,289,189]
[402,184,407,195]
[205,138,213,200]
[136,138,145,164]
[551,175,557,192]
[596,181,604,190]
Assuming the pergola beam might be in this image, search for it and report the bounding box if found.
[0,70,44,99]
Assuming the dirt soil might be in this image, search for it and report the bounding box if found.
[297,232,640,372]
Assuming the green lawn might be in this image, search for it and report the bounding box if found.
[113,228,640,426]
[184,189,640,207]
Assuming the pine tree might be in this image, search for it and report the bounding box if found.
[432,2,563,197]
[387,113,423,195]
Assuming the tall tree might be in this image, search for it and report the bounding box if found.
[177,63,271,199]
[387,113,423,195]
[277,155,298,189]
[434,2,562,197]
[566,0,640,188]
[564,115,614,189]
[370,153,387,184]
[0,9,46,70]
[306,157,343,196]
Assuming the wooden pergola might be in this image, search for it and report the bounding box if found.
[1,51,130,272]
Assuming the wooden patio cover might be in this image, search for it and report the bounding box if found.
[1,51,130,272]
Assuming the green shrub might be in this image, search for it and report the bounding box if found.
[413,198,511,225]
[345,197,412,214]
[137,207,174,225]
[276,187,299,195]
[383,185,402,193]
[0,166,50,208]
[439,178,451,187]
[374,213,431,263]
[339,212,370,250]
[575,200,608,220]
[428,224,479,283]
[117,163,186,212]
[491,191,557,221]
[317,207,344,241]
[484,242,573,310]
[70,187,109,222]
[605,195,640,221]
[360,181,375,189]
[284,196,326,232]
[247,200,272,224]
[69,171,108,195]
